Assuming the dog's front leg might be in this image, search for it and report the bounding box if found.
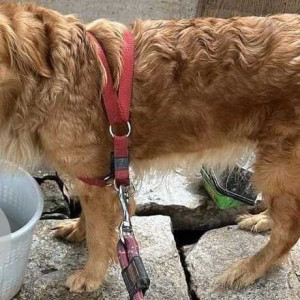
[66,182,121,292]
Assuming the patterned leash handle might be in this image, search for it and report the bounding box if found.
[117,239,145,300]
[117,186,150,300]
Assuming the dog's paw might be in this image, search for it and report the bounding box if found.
[217,259,260,288]
[52,219,86,242]
[237,212,272,233]
[66,269,102,292]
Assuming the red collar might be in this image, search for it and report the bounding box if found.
[79,30,134,188]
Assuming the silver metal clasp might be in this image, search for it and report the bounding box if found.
[118,185,132,243]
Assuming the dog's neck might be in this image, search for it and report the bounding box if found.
[86,19,129,90]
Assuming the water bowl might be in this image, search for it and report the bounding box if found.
[0,161,43,300]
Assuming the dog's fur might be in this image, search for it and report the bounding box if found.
[1,3,300,292]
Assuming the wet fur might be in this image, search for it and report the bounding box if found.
[1,3,300,292]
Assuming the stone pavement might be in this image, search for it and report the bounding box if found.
[184,226,300,300]
[15,216,189,300]
[11,167,300,299]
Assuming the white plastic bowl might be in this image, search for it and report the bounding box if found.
[0,162,43,300]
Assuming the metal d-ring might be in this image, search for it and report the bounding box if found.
[109,122,131,138]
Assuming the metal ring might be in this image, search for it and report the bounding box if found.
[103,175,113,187]
[109,122,131,138]
[113,179,119,191]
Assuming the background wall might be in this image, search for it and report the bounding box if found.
[23,0,198,23]
[17,0,300,24]
[19,0,300,24]
[196,0,300,18]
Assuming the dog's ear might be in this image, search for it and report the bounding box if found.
[1,13,51,78]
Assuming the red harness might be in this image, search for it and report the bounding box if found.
[81,31,150,300]
[80,30,134,188]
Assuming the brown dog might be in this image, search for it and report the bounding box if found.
[1,2,300,293]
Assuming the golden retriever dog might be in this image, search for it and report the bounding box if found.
[0,2,299,293]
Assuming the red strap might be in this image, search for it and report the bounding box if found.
[87,31,134,125]
[114,136,130,186]
[117,31,134,123]
[117,237,146,300]
[79,177,108,187]
[80,30,134,188]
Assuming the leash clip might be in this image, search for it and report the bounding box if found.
[118,185,132,243]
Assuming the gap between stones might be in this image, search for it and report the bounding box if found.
[173,230,204,300]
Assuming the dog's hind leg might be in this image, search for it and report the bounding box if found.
[53,213,86,242]
[237,210,272,232]
[219,137,300,288]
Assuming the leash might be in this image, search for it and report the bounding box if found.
[81,30,150,299]
[117,186,150,299]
